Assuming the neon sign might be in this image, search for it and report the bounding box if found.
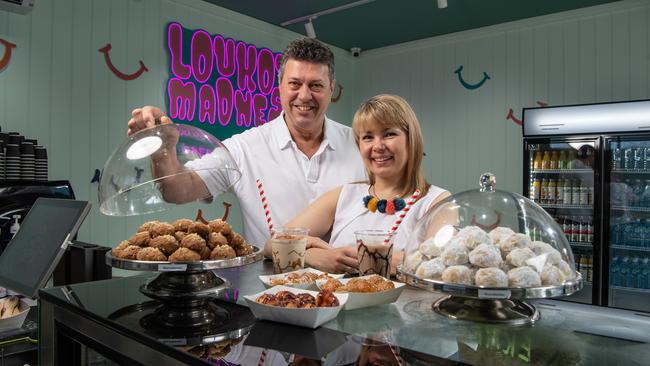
[165,22,283,141]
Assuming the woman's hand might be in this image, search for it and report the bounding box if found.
[305,247,358,274]
[305,236,331,250]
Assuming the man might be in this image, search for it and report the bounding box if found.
[128,38,364,272]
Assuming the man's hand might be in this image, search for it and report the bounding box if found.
[127,106,172,136]
[305,246,358,274]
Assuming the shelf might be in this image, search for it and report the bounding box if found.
[611,245,650,252]
[611,286,650,294]
[532,169,593,174]
[611,169,650,174]
[610,206,650,212]
[569,242,593,249]
[540,204,593,209]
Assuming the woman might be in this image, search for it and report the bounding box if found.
[265,94,450,273]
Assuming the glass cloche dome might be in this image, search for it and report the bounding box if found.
[399,173,583,325]
[98,123,241,216]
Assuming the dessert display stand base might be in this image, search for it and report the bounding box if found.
[432,295,540,326]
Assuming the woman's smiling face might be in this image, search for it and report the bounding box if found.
[358,119,408,182]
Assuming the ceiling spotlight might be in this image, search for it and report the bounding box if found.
[305,18,316,38]
[437,0,448,8]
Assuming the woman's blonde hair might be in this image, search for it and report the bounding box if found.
[352,94,430,198]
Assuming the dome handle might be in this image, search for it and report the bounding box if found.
[479,172,496,192]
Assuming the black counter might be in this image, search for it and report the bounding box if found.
[38,260,650,365]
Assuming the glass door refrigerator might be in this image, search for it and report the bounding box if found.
[604,136,650,312]
[523,99,650,311]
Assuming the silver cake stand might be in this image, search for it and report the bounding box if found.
[397,266,583,326]
[106,248,263,327]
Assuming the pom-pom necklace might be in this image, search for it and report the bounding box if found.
[363,185,406,215]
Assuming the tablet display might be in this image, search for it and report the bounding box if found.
[0,198,90,298]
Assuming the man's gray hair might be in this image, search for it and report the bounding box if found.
[277,38,335,82]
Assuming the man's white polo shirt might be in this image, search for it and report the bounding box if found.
[186,113,366,247]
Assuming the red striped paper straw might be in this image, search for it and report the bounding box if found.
[257,349,267,366]
[256,178,274,233]
[255,178,271,366]
[383,189,421,245]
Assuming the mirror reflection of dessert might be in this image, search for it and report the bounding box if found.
[177,336,243,362]
[255,290,340,308]
[321,275,395,293]
[409,226,576,287]
[269,272,334,286]
[111,204,255,262]
[0,296,21,319]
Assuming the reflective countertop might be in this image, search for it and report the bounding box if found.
[40,260,650,365]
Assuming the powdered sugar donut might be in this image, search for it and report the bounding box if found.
[440,242,469,266]
[508,267,541,287]
[506,248,536,267]
[497,233,531,257]
[489,227,516,247]
[469,243,502,268]
[404,251,425,272]
[556,260,576,280]
[541,265,566,286]
[529,241,562,264]
[416,258,446,280]
[441,265,473,285]
[475,267,508,287]
[419,237,442,258]
[454,226,492,249]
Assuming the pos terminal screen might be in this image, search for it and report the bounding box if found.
[0,198,90,298]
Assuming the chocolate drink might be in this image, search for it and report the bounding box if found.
[357,241,393,277]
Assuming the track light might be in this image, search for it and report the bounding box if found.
[305,18,316,38]
[437,0,448,8]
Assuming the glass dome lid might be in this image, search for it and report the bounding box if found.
[402,173,578,291]
[99,123,241,216]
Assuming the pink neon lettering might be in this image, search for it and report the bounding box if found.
[168,78,196,120]
[236,41,257,92]
[213,35,236,77]
[253,94,268,126]
[234,90,253,127]
[216,77,234,126]
[191,30,213,83]
[267,87,281,122]
[257,48,275,95]
[166,23,285,128]
[168,23,191,79]
[198,84,216,124]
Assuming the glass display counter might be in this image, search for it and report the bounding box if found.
[39,260,650,365]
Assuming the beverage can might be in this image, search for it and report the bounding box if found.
[634,147,644,170]
[644,147,650,170]
[612,147,622,170]
[586,217,594,243]
[624,148,633,169]
[572,179,581,205]
[571,217,580,242]
[563,178,572,205]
